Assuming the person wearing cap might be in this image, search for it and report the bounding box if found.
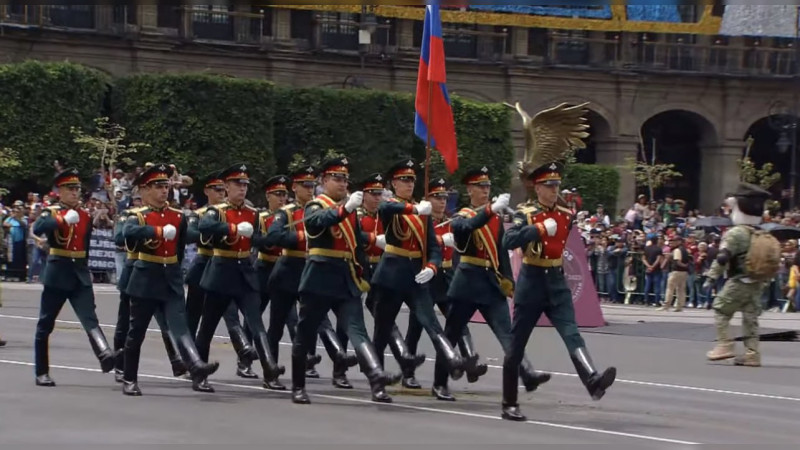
[248,173,296,389]
[431,167,551,401]
[120,163,220,396]
[264,163,355,389]
[403,176,483,391]
[112,185,186,384]
[703,183,775,367]
[659,234,690,312]
[31,169,117,387]
[371,159,475,381]
[195,163,283,391]
[503,160,616,421]
[291,156,400,404]
[184,170,258,382]
[333,173,425,389]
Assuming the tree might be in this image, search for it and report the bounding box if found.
[70,116,149,178]
[0,147,21,197]
[739,136,781,190]
[620,138,682,201]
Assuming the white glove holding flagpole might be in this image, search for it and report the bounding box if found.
[415,200,432,216]
[491,193,510,214]
[345,191,363,213]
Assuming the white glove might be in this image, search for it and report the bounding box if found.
[442,232,455,248]
[543,218,557,236]
[491,193,510,214]
[64,209,79,225]
[237,221,254,238]
[414,267,435,284]
[415,200,432,216]
[345,191,363,213]
[162,224,177,241]
[375,234,386,250]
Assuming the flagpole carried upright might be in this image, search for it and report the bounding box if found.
[414,3,458,266]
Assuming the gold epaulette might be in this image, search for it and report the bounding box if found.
[556,205,573,215]
[258,210,273,219]
[518,205,539,216]
[280,203,298,213]
[195,206,208,216]
[244,204,258,212]
[168,206,183,214]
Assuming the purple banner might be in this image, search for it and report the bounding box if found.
[470,226,606,328]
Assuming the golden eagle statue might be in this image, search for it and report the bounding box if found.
[505,102,591,178]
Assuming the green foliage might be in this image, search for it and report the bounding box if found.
[71,116,150,174]
[738,157,781,190]
[621,156,682,202]
[273,87,514,201]
[0,147,22,196]
[563,163,620,214]
[111,73,275,185]
[0,61,109,187]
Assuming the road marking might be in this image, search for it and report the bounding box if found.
[3,312,799,405]
[0,358,699,445]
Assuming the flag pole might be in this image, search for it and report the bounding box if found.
[422,79,433,268]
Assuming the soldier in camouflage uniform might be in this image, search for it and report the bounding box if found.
[704,183,772,367]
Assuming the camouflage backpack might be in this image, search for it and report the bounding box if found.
[744,227,781,282]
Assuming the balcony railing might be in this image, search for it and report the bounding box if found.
[181,7,267,45]
[547,34,799,77]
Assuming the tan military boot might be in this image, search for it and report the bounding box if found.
[733,351,761,367]
[706,342,735,361]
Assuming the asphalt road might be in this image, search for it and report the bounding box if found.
[1,282,799,445]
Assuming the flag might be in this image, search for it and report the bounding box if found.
[414,4,458,174]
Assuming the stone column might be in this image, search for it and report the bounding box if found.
[595,136,639,213]
[273,8,291,41]
[511,27,527,57]
[699,141,743,213]
[397,19,414,50]
[138,5,158,30]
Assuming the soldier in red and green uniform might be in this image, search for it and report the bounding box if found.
[333,173,425,389]
[402,177,486,389]
[194,163,283,391]
[121,164,220,396]
[32,169,116,386]
[290,157,400,404]
[185,170,258,379]
[265,165,356,390]
[502,161,615,421]
[370,159,475,380]
[430,167,551,401]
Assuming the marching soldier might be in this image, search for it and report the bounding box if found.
[266,164,356,389]
[185,171,257,379]
[402,177,486,389]
[112,196,185,383]
[195,163,283,391]
[431,167,551,401]
[120,164,220,395]
[370,159,474,379]
[32,169,116,386]
[248,174,298,388]
[291,157,400,404]
[501,101,615,421]
[336,173,426,389]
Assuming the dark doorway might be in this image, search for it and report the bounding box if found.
[743,115,796,208]
[640,110,716,209]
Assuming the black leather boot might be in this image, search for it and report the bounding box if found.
[229,325,259,366]
[571,347,616,401]
[291,350,310,404]
[318,326,356,389]
[458,333,487,383]
[389,325,426,375]
[432,334,470,380]
[161,331,187,377]
[237,359,259,379]
[520,356,551,392]
[355,342,400,403]
[122,380,142,396]
[305,351,321,378]
[87,327,116,373]
[253,333,285,381]
[177,335,220,393]
[432,384,455,401]
[263,376,287,391]
[114,349,125,383]
[34,337,55,386]
[501,361,525,421]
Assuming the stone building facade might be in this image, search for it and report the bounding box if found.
[0,4,797,213]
